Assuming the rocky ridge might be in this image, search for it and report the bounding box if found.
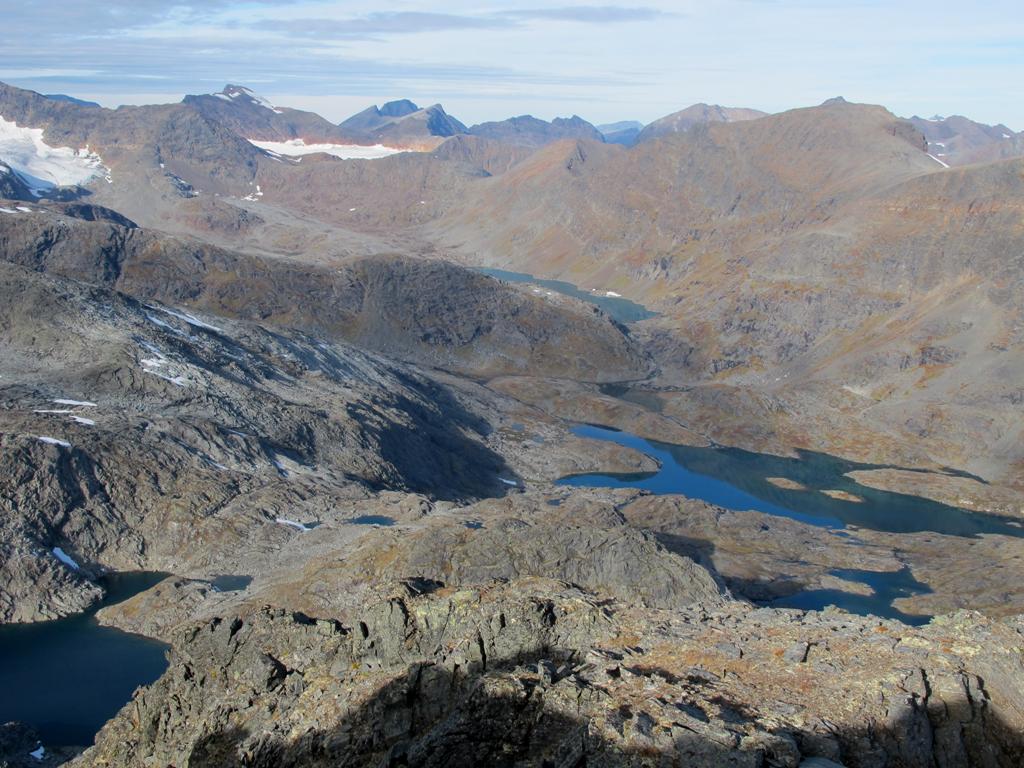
[77,581,1024,767]
[0,207,649,382]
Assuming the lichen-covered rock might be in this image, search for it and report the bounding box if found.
[75,587,1024,768]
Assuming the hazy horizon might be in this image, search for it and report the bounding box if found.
[1,1,1021,130]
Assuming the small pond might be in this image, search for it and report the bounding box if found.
[348,515,396,526]
[476,267,658,323]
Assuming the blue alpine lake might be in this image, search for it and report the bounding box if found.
[770,567,933,626]
[475,267,658,323]
[558,424,1024,623]
[0,572,169,746]
[558,424,1022,538]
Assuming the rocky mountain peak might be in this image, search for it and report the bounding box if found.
[379,99,420,118]
[212,84,282,114]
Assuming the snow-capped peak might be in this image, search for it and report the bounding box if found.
[216,85,283,115]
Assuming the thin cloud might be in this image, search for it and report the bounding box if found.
[499,6,672,23]
[252,12,513,40]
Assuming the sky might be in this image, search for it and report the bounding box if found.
[0,0,1022,129]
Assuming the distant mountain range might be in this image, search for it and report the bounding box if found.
[183,84,352,145]
[596,121,644,145]
[908,114,1023,166]
[467,114,605,148]
[184,86,617,152]
[635,103,768,144]
[43,93,101,108]
[339,99,466,150]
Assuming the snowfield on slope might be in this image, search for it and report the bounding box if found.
[248,138,403,160]
[0,116,110,195]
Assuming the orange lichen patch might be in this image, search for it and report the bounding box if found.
[915,363,951,387]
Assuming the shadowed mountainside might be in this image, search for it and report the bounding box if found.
[0,208,649,382]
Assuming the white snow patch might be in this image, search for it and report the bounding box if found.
[927,153,950,168]
[929,141,946,148]
[605,291,621,297]
[148,370,188,387]
[498,477,519,486]
[138,342,188,386]
[842,384,873,398]
[34,409,72,414]
[1003,133,1012,139]
[275,518,310,532]
[349,207,357,212]
[155,306,223,333]
[223,87,283,114]
[0,116,111,196]
[69,415,96,426]
[52,546,80,570]
[247,138,403,160]
[0,207,16,214]
[145,313,187,335]
[15,206,33,212]
[37,435,71,448]
[54,398,97,407]
[30,746,46,760]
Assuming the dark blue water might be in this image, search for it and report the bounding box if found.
[771,567,932,625]
[0,572,169,746]
[210,574,253,592]
[476,268,658,323]
[558,425,1024,538]
[348,515,396,526]
[558,424,1024,623]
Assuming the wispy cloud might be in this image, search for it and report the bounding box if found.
[251,12,513,40]
[500,6,672,23]
[0,1,1021,129]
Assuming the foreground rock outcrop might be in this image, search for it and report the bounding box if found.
[77,582,1024,767]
